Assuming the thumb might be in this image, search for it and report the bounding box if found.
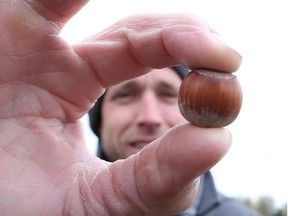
[90,123,231,215]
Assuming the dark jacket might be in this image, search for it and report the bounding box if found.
[177,172,261,216]
[97,147,261,216]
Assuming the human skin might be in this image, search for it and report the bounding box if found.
[0,0,241,215]
[101,68,186,161]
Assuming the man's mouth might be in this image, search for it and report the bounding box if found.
[130,142,149,149]
[128,136,160,152]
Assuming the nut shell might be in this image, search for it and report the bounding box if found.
[178,69,242,128]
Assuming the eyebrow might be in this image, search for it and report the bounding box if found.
[107,78,180,95]
[105,81,140,96]
[112,81,140,91]
[156,80,179,89]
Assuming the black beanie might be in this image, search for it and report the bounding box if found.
[88,66,190,138]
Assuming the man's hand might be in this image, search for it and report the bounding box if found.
[0,1,241,215]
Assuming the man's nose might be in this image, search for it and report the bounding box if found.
[136,93,163,128]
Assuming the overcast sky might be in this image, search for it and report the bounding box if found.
[61,0,288,207]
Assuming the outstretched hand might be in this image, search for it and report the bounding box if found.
[0,1,241,215]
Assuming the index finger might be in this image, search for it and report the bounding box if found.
[73,13,242,87]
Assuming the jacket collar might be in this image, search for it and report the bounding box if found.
[197,171,223,215]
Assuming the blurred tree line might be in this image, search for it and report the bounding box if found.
[238,196,287,216]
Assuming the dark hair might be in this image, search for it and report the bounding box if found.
[88,66,190,138]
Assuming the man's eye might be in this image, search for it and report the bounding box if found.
[115,92,133,98]
[160,92,178,98]
[158,91,178,103]
[112,91,136,104]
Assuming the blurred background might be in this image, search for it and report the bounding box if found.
[60,0,287,215]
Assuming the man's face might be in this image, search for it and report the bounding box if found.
[100,68,186,161]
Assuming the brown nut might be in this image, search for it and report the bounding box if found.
[178,69,242,128]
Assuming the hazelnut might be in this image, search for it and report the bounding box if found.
[178,69,242,128]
